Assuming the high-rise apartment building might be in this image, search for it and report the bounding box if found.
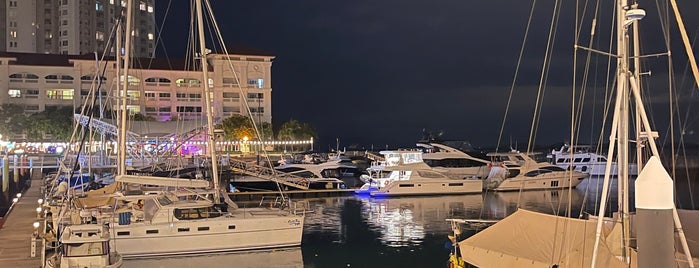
[2,0,155,58]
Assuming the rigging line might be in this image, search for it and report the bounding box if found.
[148,0,174,70]
[527,0,561,154]
[203,0,287,197]
[574,0,603,151]
[495,0,538,152]
[669,0,699,90]
[532,0,564,151]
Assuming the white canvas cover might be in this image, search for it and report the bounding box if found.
[458,209,637,268]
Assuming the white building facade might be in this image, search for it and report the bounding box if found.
[0,51,273,126]
[2,0,155,58]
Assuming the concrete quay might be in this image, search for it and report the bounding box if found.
[0,170,44,268]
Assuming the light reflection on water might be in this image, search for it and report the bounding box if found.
[121,181,688,267]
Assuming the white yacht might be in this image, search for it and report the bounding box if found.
[416,142,492,179]
[484,151,588,191]
[47,224,123,268]
[355,150,482,197]
[547,144,638,176]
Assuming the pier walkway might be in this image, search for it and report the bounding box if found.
[0,170,43,268]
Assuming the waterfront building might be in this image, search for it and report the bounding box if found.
[2,0,155,58]
[0,51,274,140]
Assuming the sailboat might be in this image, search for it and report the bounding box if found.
[448,0,696,267]
[103,0,305,257]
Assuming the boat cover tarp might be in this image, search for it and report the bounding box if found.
[459,209,637,268]
[74,196,115,208]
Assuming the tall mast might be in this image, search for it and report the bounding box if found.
[195,0,220,202]
[617,0,631,261]
[118,0,133,177]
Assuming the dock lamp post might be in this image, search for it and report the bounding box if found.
[36,207,42,219]
[31,221,40,257]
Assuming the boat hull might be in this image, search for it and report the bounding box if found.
[112,212,304,258]
[490,174,586,191]
[370,179,482,197]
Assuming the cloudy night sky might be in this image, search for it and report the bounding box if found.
[154,1,699,151]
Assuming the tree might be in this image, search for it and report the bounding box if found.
[277,119,316,140]
[0,104,28,138]
[25,106,74,140]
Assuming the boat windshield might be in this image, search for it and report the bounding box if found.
[157,195,173,206]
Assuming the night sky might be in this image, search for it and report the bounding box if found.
[155,1,699,151]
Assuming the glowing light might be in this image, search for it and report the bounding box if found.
[36,207,42,213]
[37,199,43,204]
[12,198,18,203]
[16,193,22,198]
[33,222,40,229]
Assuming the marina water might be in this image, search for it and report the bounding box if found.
[124,173,698,268]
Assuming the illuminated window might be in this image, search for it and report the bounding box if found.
[8,89,21,98]
[119,75,140,86]
[175,78,200,87]
[46,89,74,100]
[147,33,154,40]
[147,6,153,13]
[96,31,104,41]
[127,90,140,100]
[126,105,140,115]
[139,2,146,11]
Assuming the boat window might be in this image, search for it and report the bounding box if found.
[416,170,445,178]
[582,158,590,162]
[178,228,190,232]
[157,196,173,206]
[507,169,520,178]
[398,184,415,187]
[321,169,341,178]
[448,183,463,186]
[574,158,583,163]
[228,225,236,230]
[64,242,104,257]
[597,157,606,162]
[146,229,159,234]
[116,231,130,236]
[173,207,219,220]
[198,226,210,231]
[293,171,317,178]
[541,166,566,172]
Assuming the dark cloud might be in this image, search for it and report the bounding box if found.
[156,0,699,149]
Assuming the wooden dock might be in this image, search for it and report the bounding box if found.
[0,169,43,268]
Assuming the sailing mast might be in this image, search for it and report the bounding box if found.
[590,1,694,267]
[118,0,133,177]
[195,0,221,202]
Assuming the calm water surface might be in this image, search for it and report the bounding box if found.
[125,173,698,268]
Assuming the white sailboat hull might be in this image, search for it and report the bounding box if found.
[490,173,586,192]
[112,212,304,257]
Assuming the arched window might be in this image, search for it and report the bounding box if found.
[9,73,38,83]
[81,75,107,82]
[144,77,171,86]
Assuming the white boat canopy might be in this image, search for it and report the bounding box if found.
[458,209,637,268]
